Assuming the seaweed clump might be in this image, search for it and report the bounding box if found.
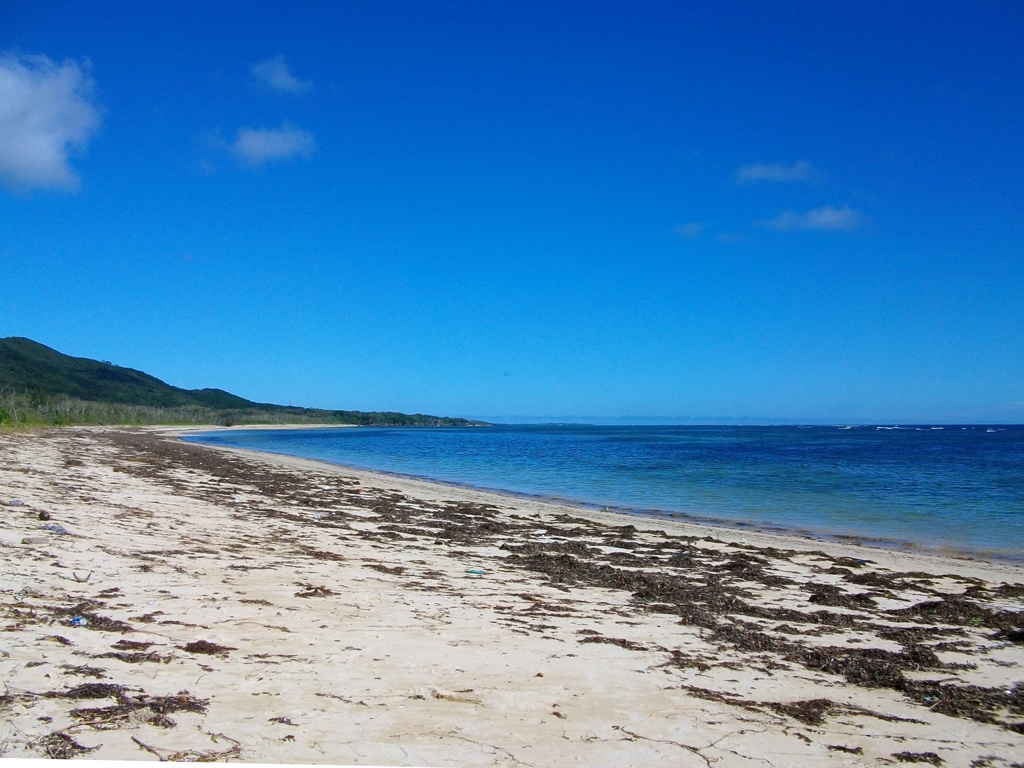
[178,639,236,655]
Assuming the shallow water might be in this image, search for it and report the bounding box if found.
[185,424,1024,559]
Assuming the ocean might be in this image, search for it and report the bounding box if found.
[183,424,1024,560]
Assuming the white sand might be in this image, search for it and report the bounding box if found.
[2,427,1022,766]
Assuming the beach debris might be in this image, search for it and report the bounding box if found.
[61,663,108,679]
[43,522,69,535]
[579,635,647,651]
[65,427,1024,738]
[131,734,241,763]
[891,751,943,765]
[21,536,48,545]
[57,682,125,700]
[994,628,1024,644]
[39,731,98,758]
[827,745,864,755]
[295,582,333,598]
[73,571,92,583]
[430,687,482,704]
[466,567,485,575]
[9,499,26,506]
[766,698,835,726]
[55,604,134,633]
[38,510,51,520]
[111,639,155,651]
[97,649,172,664]
[41,682,209,732]
[178,639,236,655]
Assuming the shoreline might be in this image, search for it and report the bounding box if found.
[2,426,1022,766]
[185,437,1024,582]
[177,425,1024,567]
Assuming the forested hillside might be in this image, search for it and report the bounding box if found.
[0,337,485,428]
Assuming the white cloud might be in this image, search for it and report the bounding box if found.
[0,51,101,192]
[737,160,815,183]
[673,222,707,240]
[230,123,316,167]
[251,55,311,94]
[762,205,862,232]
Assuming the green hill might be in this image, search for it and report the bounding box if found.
[0,337,486,427]
[0,337,256,408]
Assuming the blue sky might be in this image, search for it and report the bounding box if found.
[1,1,1022,423]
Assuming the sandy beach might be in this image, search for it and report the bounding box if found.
[1,427,1022,766]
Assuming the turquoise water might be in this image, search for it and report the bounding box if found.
[184,424,1024,559]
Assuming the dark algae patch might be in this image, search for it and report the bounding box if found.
[294,583,334,598]
[893,752,944,765]
[178,639,236,655]
[44,682,208,729]
[38,731,98,758]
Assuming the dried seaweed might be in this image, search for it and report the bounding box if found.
[578,635,648,651]
[364,563,406,575]
[178,640,236,655]
[95,650,171,664]
[893,752,943,765]
[39,731,98,758]
[69,690,208,729]
[903,681,1024,725]
[891,597,1023,633]
[60,664,107,678]
[54,682,125,700]
[806,582,878,609]
[54,604,134,633]
[92,429,1024,734]
[110,639,153,650]
[766,698,834,725]
[827,744,864,754]
[294,583,334,598]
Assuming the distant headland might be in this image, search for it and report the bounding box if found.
[0,337,487,428]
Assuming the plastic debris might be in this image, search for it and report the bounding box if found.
[9,499,26,506]
[466,567,485,576]
[70,615,88,627]
[43,523,70,535]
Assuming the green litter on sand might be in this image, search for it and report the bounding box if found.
[466,567,485,575]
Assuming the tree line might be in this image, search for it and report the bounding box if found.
[0,388,485,428]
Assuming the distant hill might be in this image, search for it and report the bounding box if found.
[0,337,486,427]
[0,337,258,409]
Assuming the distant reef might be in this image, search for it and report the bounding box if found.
[0,337,488,428]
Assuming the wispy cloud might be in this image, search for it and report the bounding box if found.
[230,123,316,167]
[673,222,707,240]
[0,51,102,192]
[251,55,311,94]
[737,160,816,183]
[761,205,862,232]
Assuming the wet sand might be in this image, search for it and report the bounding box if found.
[1,427,1022,766]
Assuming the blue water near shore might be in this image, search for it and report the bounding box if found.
[184,424,1024,560]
